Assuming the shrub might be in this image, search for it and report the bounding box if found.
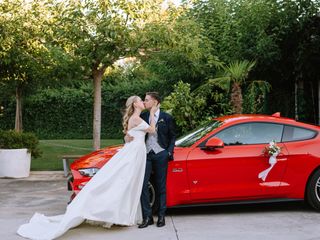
[0,130,41,158]
[162,81,207,134]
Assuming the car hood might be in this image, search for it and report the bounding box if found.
[70,145,123,170]
[70,145,187,170]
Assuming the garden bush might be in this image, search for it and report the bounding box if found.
[0,130,41,158]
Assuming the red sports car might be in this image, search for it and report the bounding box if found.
[68,113,320,211]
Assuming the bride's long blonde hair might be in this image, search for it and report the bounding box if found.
[122,95,140,134]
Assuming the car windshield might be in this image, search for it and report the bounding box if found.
[175,120,222,147]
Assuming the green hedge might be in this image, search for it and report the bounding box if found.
[0,80,165,139]
[23,86,95,139]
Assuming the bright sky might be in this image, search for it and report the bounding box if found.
[163,0,182,8]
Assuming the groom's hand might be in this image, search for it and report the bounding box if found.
[124,134,134,143]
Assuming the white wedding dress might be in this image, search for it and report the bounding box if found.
[17,121,149,240]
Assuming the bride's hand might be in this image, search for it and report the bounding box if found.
[124,134,134,143]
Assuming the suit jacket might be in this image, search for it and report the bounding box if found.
[141,110,176,160]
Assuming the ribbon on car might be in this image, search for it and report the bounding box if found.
[258,153,278,181]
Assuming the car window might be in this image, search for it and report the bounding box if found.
[213,122,284,145]
[176,120,222,147]
[282,125,317,142]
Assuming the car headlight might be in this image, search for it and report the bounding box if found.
[78,168,100,177]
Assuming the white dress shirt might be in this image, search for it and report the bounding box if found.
[149,109,160,124]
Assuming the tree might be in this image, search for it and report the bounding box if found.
[189,0,280,64]
[207,60,270,114]
[189,0,320,122]
[0,0,54,132]
[49,0,190,149]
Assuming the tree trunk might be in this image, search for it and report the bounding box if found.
[92,72,102,150]
[294,79,298,120]
[295,78,304,121]
[230,82,243,114]
[15,86,23,132]
[318,79,320,124]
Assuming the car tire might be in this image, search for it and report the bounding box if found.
[306,169,320,211]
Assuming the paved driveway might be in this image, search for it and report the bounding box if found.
[1,171,320,240]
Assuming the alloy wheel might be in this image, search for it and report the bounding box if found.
[315,177,320,203]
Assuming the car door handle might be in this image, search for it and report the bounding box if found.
[172,168,183,173]
[259,154,287,161]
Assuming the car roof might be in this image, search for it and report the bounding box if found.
[214,114,319,130]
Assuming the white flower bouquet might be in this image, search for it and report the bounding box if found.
[259,140,281,181]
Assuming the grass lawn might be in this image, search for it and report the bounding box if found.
[32,139,122,171]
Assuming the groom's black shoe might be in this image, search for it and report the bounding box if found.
[157,216,165,227]
[138,217,154,228]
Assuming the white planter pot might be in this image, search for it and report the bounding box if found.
[0,148,31,178]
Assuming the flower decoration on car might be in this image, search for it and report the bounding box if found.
[263,140,281,156]
[258,140,281,181]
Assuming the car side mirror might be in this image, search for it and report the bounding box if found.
[202,137,224,151]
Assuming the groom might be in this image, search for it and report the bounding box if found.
[138,92,176,228]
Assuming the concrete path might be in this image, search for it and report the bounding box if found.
[1,171,320,240]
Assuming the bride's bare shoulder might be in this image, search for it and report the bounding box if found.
[128,116,143,129]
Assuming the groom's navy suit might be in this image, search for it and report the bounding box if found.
[140,110,176,218]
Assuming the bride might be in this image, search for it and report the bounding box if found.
[17,96,158,240]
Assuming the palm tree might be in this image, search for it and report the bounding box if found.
[208,60,257,114]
